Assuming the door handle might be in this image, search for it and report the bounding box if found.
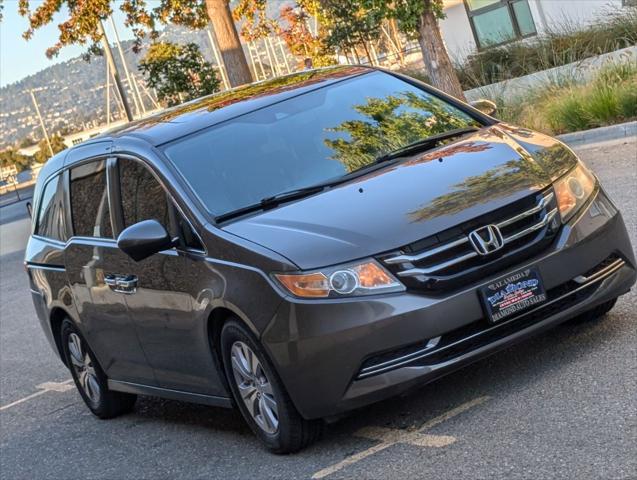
[116,276,138,290]
[104,274,138,294]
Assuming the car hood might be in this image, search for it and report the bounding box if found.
[223,125,578,270]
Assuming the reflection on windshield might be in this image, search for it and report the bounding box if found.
[162,71,482,218]
[326,91,479,172]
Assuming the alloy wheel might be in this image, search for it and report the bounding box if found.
[230,341,279,434]
[68,332,101,404]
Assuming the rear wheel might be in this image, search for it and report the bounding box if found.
[569,298,618,324]
[61,319,136,419]
[220,319,322,453]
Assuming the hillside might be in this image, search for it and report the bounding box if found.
[0,1,293,150]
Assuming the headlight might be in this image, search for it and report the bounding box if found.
[554,162,597,223]
[274,260,405,298]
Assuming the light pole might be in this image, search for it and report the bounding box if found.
[108,16,143,116]
[29,89,54,157]
[98,20,133,122]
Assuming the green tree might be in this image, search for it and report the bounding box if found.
[19,137,37,149]
[325,90,479,172]
[15,0,252,87]
[34,135,66,164]
[0,149,31,173]
[321,0,384,63]
[139,42,221,107]
[365,0,466,100]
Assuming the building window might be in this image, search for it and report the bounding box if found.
[465,0,537,49]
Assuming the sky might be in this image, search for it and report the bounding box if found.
[0,1,144,87]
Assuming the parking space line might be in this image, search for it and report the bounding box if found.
[0,380,74,412]
[312,395,490,479]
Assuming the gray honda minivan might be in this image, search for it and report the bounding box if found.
[26,66,636,453]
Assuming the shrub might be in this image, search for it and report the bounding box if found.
[498,62,637,134]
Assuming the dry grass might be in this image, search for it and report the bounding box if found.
[498,63,637,134]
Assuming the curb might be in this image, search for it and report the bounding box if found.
[557,121,637,146]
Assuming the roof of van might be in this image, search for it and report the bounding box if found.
[84,65,372,148]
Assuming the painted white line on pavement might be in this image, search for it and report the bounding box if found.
[0,380,74,412]
[312,395,490,479]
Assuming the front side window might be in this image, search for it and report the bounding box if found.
[162,71,481,219]
[117,158,204,250]
[70,160,113,238]
[118,159,170,229]
[35,174,68,241]
[466,0,537,48]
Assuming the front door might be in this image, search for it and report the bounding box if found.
[109,156,226,396]
[64,159,156,385]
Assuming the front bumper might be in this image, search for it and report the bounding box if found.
[262,189,636,419]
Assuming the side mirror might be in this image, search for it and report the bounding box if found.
[117,219,177,262]
[26,201,33,218]
[470,99,498,117]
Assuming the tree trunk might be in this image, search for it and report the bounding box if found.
[416,4,466,101]
[205,0,253,87]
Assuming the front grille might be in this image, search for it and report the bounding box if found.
[357,255,625,379]
[381,189,560,292]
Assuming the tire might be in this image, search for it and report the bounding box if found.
[220,319,322,453]
[569,298,618,324]
[61,319,137,419]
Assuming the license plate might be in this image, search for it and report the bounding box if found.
[479,267,547,323]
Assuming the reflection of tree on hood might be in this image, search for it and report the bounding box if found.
[325,91,479,172]
[408,144,576,223]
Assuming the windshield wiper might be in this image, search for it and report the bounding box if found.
[373,126,480,164]
[215,183,332,223]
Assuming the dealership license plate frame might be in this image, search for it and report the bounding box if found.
[479,267,548,323]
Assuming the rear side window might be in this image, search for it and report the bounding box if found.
[35,174,68,241]
[70,161,113,238]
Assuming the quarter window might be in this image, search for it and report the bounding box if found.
[465,0,537,49]
[69,160,113,238]
[35,174,68,241]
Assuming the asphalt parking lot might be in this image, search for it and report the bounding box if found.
[1,137,636,479]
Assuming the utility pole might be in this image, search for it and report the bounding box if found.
[29,89,53,157]
[98,20,133,122]
[106,60,111,127]
[108,16,143,116]
[206,27,230,90]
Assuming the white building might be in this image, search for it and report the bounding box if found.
[439,0,635,61]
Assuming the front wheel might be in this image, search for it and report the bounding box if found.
[220,319,322,453]
[61,319,136,419]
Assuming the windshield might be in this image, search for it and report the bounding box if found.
[162,71,481,218]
